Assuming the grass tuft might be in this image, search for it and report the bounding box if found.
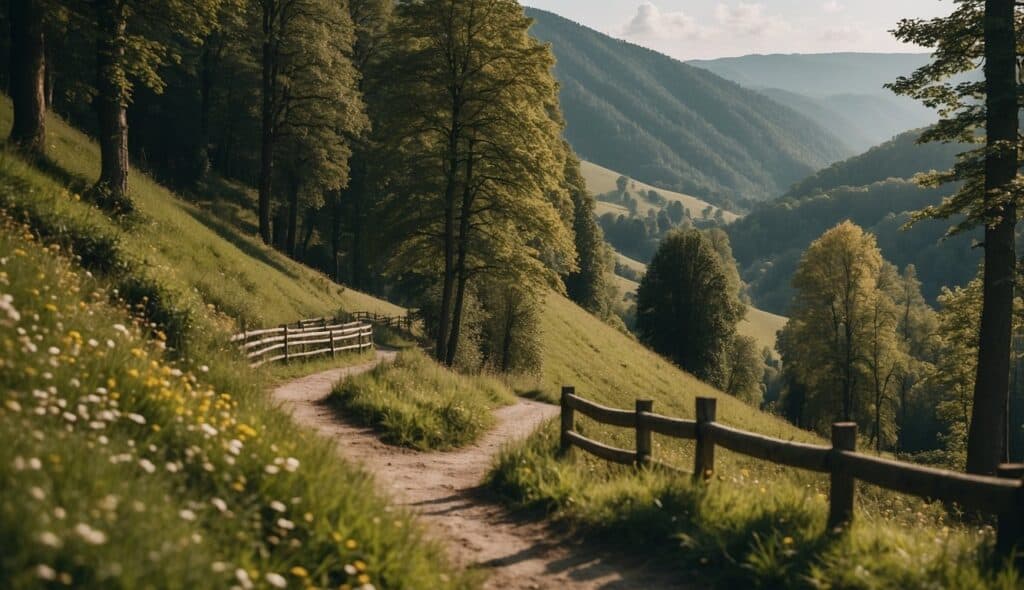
[330,350,516,450]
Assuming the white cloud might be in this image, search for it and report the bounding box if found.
[822,1,844,14]
[623,2,709,40]
[714,2,790,37]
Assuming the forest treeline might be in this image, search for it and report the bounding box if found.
[1,0,618,373]
[727,130,981,314]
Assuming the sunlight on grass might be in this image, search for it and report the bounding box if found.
[331,350,516,450]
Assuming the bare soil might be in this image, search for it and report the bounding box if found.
[272,350,690,589]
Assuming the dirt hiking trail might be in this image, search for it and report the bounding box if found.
[272,349,689,590]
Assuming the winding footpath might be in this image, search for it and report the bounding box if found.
[272,349,687,590]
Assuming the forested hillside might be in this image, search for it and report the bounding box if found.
[728,130,977,313]
[525,8,852,209]
[690,53,937,151]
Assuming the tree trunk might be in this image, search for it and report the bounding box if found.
[285,175,299,257]
[446,140,476,366]
[8,0,46,155]
[435,115,460,363]
[94,0,129,201]
[966,0,1018,476]
[258,2,277,244]
[299,204,315,259]
[330,192,344,282]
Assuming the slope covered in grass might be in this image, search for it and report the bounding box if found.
[0,103,470,588]
[491,292,1016,589]
[330,351,516,450]
[581,160,738,222]
[0,97,402,332]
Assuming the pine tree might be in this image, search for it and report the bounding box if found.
[563,150,612,317]
[889,0,1020,474]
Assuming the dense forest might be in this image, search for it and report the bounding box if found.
[727,130,979,314]
[525,8,852,210]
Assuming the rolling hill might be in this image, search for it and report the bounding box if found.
[525,8,853,208]
[726,129,977,313]
[581,160,738,223]
[689,53,938,152]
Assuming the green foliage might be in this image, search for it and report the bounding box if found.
[563,153,614,320]
[379,0,575,366]
[478,283,544,375]
[0,216,471,590]
[779,222,899,436]
[485,425,1019,589]
[524,8,851,206]
[330,350,515,450]
[636,229,744,387]
[723,335,764,405]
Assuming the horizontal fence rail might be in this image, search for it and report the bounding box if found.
[350,311,415,335]
[231,317,374,368]
[558,386,1024,559]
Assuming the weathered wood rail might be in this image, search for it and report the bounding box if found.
[559,387,1024,558]
[231,317,373,368]
[350,311,414,334]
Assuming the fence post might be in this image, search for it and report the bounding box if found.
[283,325,290,364]
[329,328,336,358]
[694,397,717,480]
[560,386,575,454]
[828,422,857,531]
[996,463,1024,563]
[635,399,653,467]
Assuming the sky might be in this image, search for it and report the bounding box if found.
[521,1,953,60]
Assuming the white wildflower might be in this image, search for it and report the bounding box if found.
[126,413,146,425]
[138,459,156,474]
[87,338,99,347]
[265,573,287,588]
[235,568,254,590]
[29,486,45,500]
[201,423,218,437]
[74,523,107,545]
[28,457,41,470]
[112,324,130,337]
[211,498,227,512]
[264,464,280,475]
[276,518,294,530]
[35,565,56,581]
[179,509,196,522]
[211,561,228,573]
[284,457,300,473]
[47,346,60,356]
[38,531,62,548]
[5,400,21,412]
[270,501,286,513]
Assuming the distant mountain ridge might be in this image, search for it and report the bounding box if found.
[726,129,976,314]
[689,53,939,152]
[525,8,853,208]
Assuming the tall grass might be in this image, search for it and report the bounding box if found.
[0,218,473,588]
[331,350,516,450]
[485,425,1020,589]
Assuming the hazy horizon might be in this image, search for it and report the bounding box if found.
[521,1,950,60]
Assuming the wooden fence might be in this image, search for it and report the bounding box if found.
[231,317,373,368]
[350,311,415,334]
[559,387,1024,558]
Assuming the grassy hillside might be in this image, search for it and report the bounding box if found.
[0,98,401,331]
[0,105,471,588]
[525,9,851,206]
[581,160,738,222]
